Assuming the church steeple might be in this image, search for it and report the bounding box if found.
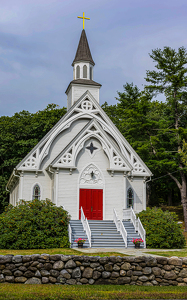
[66,25,101,110]
[72,30,95,81]
[72,30,95,66]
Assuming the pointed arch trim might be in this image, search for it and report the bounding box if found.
[31,182,42,200]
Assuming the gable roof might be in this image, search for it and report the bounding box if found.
[72,30,95,66]
[12,90,152,179]
[48,118,133,172]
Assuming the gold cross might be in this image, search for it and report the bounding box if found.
[77,12,90,30]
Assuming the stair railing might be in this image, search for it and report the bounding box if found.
[130,207,136,229]
[123,207,136,228]
[68,223,72,248]
[123,207,146,248]
[113,208,120,231]
[113,208,127,248]
[137,217,146,248]
[119,220,127,248]
[123,208,131,220]
[81,207,91,247]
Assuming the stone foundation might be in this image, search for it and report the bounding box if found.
[0,254,187,286]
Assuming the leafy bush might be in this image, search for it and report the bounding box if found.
[137,207,186,249]
[0,199,70,249]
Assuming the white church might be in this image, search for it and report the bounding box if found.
[7,20,152,247]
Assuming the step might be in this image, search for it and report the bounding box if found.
[92,236,123,242]
[70,219,145,249]
[88,220,125,248]
[70,220,89,248]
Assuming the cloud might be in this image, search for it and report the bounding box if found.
[0,0,187,116]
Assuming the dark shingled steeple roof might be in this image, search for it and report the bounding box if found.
[72,30,95,66]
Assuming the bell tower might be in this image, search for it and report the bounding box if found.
[72,29,95,81]
[65,13,101,110]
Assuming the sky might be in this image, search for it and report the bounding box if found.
[0,0,187,117]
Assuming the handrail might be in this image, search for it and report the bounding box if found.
[113,208,120,231]
[123,207,146,248]
[119,220,127,248]
[130,206,136,229]
[137,217,146,248]
[81,206,85,227]
[81,207,92,247]
[123,208,131,220]
[85,217,92,248]
[68,223,72,248]
[113,208,127,247]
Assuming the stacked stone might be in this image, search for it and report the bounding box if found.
[0,254,187,286]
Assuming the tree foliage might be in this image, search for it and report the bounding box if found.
[102,47,187,217]
[145,46,187,229]
[138,208,186,249]
[0,199,70,249]
[102,85,181,206]
[1,46,187,227]
[0,104,66,211]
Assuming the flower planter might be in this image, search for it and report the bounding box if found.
[78,242,84,248]
[135,243,141,248]
[75,238,86,248]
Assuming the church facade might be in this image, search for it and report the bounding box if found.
[7,29,152,221]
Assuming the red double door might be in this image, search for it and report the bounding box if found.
[79,189,103,220]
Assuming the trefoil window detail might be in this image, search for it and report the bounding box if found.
[33,184,41,200]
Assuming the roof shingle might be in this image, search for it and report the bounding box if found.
[72,30,95,66]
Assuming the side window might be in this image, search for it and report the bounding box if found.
[83,65,87,78]
[90,67,93,80]
[76,65,80,79]
[127,188,134,208]
[33,184,41,200]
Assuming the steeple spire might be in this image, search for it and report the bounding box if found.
[66,26,101,110]
[72,30,95,66]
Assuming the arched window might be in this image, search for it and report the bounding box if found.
[127,188,134,208]
[90,67,93,80]
[76,65,80,79]
[33,184,41,200]
[83,65,87,78]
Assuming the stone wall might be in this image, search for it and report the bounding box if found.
[0,254,187,286]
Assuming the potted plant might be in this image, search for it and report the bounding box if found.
[131,238,144,248]
[74,238,86,248]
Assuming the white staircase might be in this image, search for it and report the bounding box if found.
[123,220,145,248]
[69,220,90,248]
[88,220,125,248]
[68,207,146,248]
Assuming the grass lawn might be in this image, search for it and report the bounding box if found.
[0,248,127,257]
[147,249,187,257]
[0,284,187,300]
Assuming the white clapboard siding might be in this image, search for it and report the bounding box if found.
[73,85,100,104]
[9,180,19,206]
[22,171,51,202]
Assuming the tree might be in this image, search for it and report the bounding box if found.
[0,199,70,249]
[103,83,181,207]
[179,140,187,166]
[0,104,67,212]
[145,47,187,229]
[138,207,185,249]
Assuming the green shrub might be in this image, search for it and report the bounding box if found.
[137,207,186,249]
[0,199,70,249]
